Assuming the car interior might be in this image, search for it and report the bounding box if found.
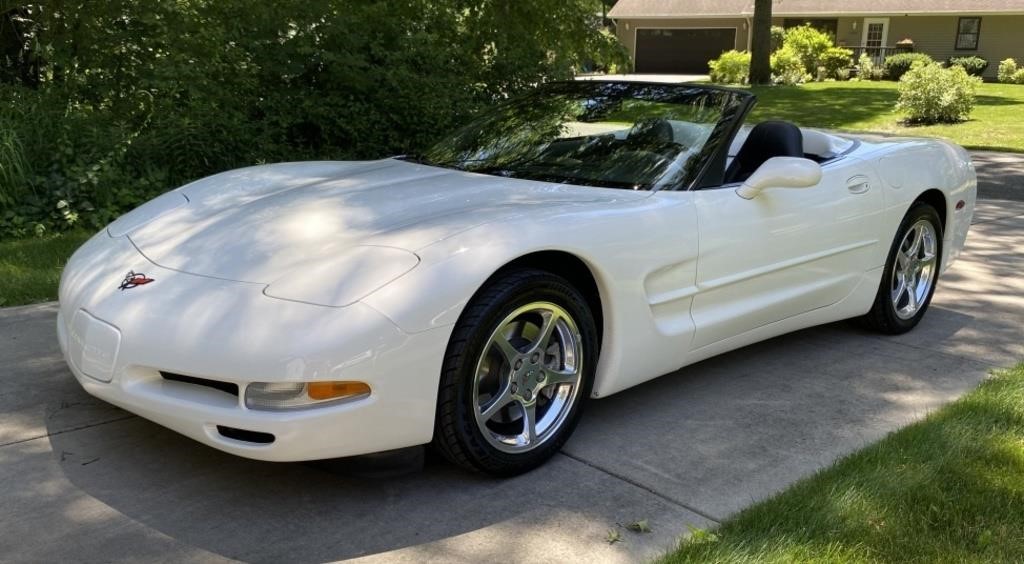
[725,120,854,182]
[536,117,851,189]
[444,107,854,191]
[498,119,711,189]
[723,121,805,184]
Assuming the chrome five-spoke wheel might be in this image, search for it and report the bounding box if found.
[864,202,942,334]
[473,303,583,453]
[433,268,597,475]
[890,219,938,320]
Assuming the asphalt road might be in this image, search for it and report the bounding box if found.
[1,153,1022,563]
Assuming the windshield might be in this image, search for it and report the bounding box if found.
[414,81,752,190]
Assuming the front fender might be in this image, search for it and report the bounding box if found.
[360,193,703,399]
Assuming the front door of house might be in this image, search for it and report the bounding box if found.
[862,18,890,65]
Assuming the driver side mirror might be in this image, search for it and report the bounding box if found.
[735,157,822,200]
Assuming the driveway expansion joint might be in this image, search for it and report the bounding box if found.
[558,450,722,524]
[0,414,137,449]
[860,335,1003,369]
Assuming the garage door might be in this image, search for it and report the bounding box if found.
[635,28,737,74]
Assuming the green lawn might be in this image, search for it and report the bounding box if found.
[0,231,91,307]
[747,80,1024,153]
[663,364,1024,563]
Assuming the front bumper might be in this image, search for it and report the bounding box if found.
[57,232,449,461]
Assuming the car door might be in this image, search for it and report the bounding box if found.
[688,157,883,350]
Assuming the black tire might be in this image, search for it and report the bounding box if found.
[433,268,598,476]
[862,202,943,334]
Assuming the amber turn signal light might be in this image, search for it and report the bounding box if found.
[245,381,371,410]
[307,381,371,400]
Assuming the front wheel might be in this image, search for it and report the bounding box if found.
[863,202,943,334]
[433,268,598,476]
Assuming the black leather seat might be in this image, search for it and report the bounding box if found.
[725,121,803,184]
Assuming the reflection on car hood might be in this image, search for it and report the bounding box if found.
[127,159,645,283]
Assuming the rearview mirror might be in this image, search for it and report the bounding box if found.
[735,157,823,200]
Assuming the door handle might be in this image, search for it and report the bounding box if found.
[847,175,871,194]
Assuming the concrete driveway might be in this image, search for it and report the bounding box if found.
[2,154,1022,563]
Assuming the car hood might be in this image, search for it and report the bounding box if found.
[123,159,646,284]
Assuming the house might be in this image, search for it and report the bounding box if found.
[607,0,1024,78]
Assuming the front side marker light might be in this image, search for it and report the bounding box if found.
[245,381,370,411]
[307,381,371,400]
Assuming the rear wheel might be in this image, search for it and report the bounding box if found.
[433,268,598,476]
[863,202,943,334]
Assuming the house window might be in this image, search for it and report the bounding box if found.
[956,17,981,50]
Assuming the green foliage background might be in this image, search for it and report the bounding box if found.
[0,0,624,237]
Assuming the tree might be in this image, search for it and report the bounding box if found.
[598,0,617,21]
[0,0,628,236]
[749,0,772,84]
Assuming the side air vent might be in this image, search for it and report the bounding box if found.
[161,372,239,397]
[217,426,275,444]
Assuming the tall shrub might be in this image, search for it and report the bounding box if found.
[771,48,808,85]
[998,58,1021,83]
[708,50,751,84]
[770,26,786,51]
[896,63,981,124]
[781,25,834,76]
[819,47,854,80]
[884,52,934,80]
[857,53,879,80]
[0,128,31,207]
[947,56,989,77]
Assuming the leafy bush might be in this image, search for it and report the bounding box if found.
[1014,69,1024,85]
[771,48,809,85]
[819,47,854,80]
[896,63,981,124]
[781,25,834,77]
[708,50,751,84]
[774,25,851,81]
[947,56,989,77]
[0,0,625,238]
[884,52,934,80]
[856,53,877,80]
[0,128,31,208]
[998,58,1021,83]
[770,26,786,52]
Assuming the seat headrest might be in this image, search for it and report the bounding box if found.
[627,118,674,146]
[724,121,804,184]
[744,121,803,160]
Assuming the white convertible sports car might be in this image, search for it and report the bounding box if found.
[59,81,975,475]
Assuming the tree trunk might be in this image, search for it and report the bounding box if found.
[749,0,772,85]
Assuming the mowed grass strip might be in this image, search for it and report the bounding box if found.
[0,231,91,307]
[747,81,1024,153]
[662,363,1024,563]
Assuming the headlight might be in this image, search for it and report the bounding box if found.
[245,381,371,411]
[264,246,419,307]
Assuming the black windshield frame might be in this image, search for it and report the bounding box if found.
[409,80,756,192]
